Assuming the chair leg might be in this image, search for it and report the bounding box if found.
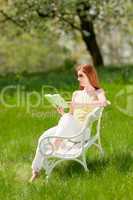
[43,153,89,181]
[77,151,89,171]
[99,139,104,157]
[99,145,105,157]
[97,136,105,156]
[43,157,53,182]
[82,152,89,171]
[93,143,104,157]
[43,158,70,181]
[74,156,89,172]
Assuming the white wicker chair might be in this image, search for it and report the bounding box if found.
[39,106,107,181]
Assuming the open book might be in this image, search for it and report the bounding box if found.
[44,93,69,109]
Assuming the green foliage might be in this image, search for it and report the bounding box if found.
[0,30,72,74]
[1,0,132,31]
[0,0,132,71]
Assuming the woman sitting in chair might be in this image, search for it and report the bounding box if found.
[29,64,109,182]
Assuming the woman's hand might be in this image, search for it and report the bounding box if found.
[98,101,108,107]
[56,106,64,116]
[100,100,111,107]
[68,101,76,114]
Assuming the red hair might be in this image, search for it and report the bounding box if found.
[75,64,101,90]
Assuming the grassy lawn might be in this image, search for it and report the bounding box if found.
[0,66,133,200]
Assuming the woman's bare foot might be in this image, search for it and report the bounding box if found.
[29,170,39,183]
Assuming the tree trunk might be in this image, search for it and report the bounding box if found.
[76,4,104,67]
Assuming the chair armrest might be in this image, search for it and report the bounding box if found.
[39,107,104,156]
[39,128,88,156]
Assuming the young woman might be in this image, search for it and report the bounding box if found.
[29,64,109,182]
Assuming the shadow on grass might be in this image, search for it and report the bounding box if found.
[52,156,109,179]
[111,150,133,173]
[50,151,133,179]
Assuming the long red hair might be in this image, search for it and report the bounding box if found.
[75,64,101,90]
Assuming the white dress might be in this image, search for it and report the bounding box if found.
[31,88,100,172]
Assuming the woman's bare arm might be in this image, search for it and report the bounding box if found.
[68,91,78,114]
[68,89,109,114]
[68,89,109,110]
[68,102,74,114]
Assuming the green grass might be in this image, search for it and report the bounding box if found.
[0,66,133,200]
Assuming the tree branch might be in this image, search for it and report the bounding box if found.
[0,10,26,31]
[60,15,81,31]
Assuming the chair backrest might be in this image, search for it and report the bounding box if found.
[65,106,105,154]
[80,106,104,139]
